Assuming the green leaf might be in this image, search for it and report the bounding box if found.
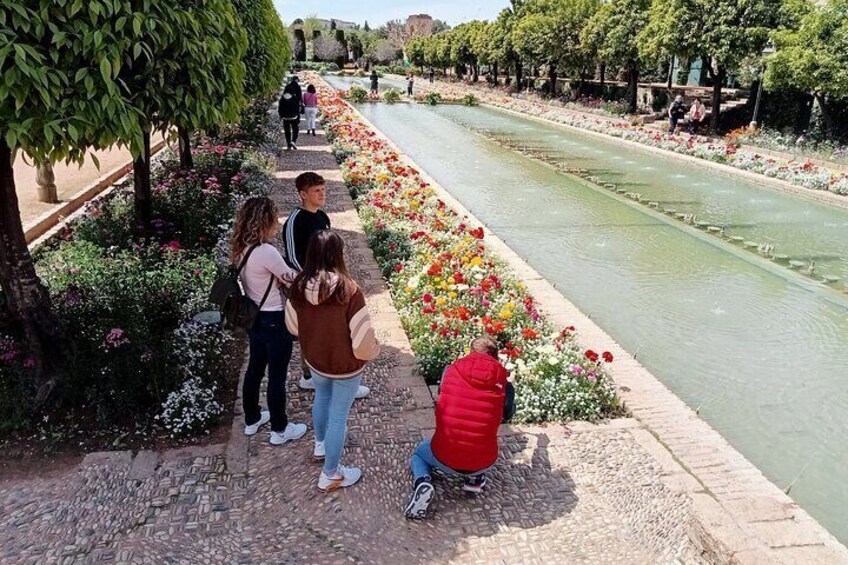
[5,129,17,150]
[99,57,111,81]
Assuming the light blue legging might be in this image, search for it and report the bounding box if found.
[312,373,362,475]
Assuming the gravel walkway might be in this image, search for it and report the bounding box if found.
[0,127,698,564]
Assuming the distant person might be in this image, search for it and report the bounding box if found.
[285,230,381,492]
[428,67,435,83]
[406,74,414,97]
[370,70,379,94]
[231,197,306,447]
[279,76,303,150]
[668,94,686,134]
[303,84,319,136]
[688,98,705,134]
[404,336,515,519]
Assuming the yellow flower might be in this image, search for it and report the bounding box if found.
[469,257,483,267]
[435,297,447,306]
[448,291,457,299]
[499,310,512,320]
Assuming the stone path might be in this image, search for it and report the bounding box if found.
[0,126,701,564]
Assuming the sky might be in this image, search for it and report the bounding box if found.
[272,0,511,28]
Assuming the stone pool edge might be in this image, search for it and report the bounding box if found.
[341,96,848,564]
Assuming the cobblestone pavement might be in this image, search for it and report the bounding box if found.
[0,127,698,564]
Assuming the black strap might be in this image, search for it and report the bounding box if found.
[257,277,275,309]
[239,243,276,309]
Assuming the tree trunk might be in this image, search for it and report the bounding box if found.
[492,61,499,86]
[177,126,193,170]
[710,67,726,133]
[515,60,523,92]
[472,64,479,83]
[133,127,153,233]
[600,62,606,88]
[628,61,639,115]
[795,92,815,136]
[667,56,674,90]
[0,140,62,406]
[814,93,835,136]
[548,64,557,97]
[35,161,58,203]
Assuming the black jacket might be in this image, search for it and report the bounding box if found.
[279,82,303,120]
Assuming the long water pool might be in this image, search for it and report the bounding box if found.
[349,100,848,543]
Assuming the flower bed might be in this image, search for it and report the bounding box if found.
[411,80,848,196]
[314,75,621,423]
[0,98,279,442]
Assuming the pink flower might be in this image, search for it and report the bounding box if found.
[104,328,130,349]
[23,357,36,368]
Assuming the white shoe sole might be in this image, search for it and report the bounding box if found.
[270,427,307,446]
[404,482,434,519]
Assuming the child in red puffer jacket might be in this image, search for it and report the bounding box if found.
[404,336,515,519]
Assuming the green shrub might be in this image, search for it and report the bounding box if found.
[424,92,442,106]
[36,241,220,425]
[462,94,479,107]
[348,85,369,103]
[383,89,403,104]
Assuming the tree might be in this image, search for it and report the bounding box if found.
[232,0,291,97]
[293,29,307,61]
[766,0,848,134]
[375,40,401,64]
[432,19,451,34]
[314,36,346,63]
[334,29,348,67]
[0,0,145,401]
[640,0,778,132]
[364,21,371,33]
[583,0,650,113]
[512,0,598,95]
[167,0,247,169]
[302,14,324,41]
[406,36,428,70]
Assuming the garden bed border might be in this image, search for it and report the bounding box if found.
[331,80,848,563]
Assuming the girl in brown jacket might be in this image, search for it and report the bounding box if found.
[285,230,380,492]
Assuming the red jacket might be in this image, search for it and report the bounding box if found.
[430,352,508,472]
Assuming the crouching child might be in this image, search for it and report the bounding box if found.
[404,336,515,519]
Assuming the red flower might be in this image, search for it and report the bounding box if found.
[394,263,403,272]
[426,262,442,276]
[584,350,599,363]
[422,293,433,303]
[468,227,485,239]
[521,328,539,340]
[602,351,614,363]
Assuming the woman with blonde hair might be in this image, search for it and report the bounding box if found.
[231,197,306,446]
[285,230,380,492]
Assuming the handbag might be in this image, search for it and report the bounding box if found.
[209,244,275,330]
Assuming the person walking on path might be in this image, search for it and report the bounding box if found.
[404,336,515,519]
[406,75,414,97]
[370,70,379,94]
[282,172,371,400]
[303,84,319,136]
[688,98,705,135]
[668,95,686,134]
[285,230,381,492]
[232,197,307,446]
[279,76,303,150]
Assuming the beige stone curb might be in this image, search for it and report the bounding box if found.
[24,139,168,247]
[335,90,848,564]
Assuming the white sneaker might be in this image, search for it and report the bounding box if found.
[291,142,298,150]
[317,465,362,492]
[270,422,307,445]
[313,440,325,461]
[354,385,370,399]
[244,410,270,436]
[299,376,316,390]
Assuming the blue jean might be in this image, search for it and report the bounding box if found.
[312,373,362,475]
[411,438,490,483]
[244,311,293,432]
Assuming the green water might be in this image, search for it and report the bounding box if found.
[355,102,848,544]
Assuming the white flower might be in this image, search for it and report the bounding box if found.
[407,276,420,289]
[547,356,559,365]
